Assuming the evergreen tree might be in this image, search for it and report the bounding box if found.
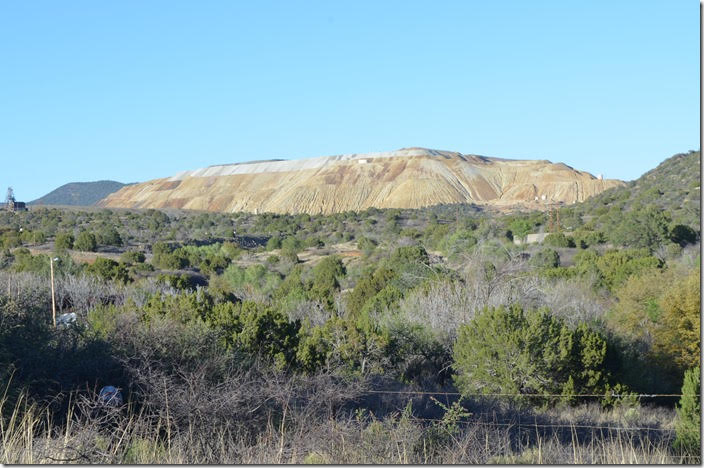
[674,366,701,456]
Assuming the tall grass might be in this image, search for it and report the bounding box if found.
[1,391,697,464]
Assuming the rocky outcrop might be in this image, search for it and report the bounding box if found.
[98,148,624,214]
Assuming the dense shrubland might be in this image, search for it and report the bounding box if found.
[0,151,700,463]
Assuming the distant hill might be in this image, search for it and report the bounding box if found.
[97,148,623,214]
[31,181,133,206]
[566,150,700,229]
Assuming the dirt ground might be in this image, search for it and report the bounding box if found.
[27,244,122,265]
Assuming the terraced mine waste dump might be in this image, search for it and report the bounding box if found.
[98,147,624,214]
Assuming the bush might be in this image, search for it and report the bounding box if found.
[157,273,195,290]
[55,232,74,250]
[97,226,123,246]
[607,267,669,343]
[11,249,50,274]
[357,236,377,254]
[390,245,429,267]
[610,205,671,250]
[206,301,300,368]
[280,248,299,265]
[308,256,346,310]
[573,230,605,249]
[530,248,560,268]
[32,230,47,244]
[74,231,97,252]
[543,233,575,248]
[509,219,532,242]
[296,316,388,375]
[121,250,146,264]
[281,236,303,253]
[220,263,282,297]
[87,257,129,284]
[669,224,698,247]
[654,269,701,373]
[1,232,21,249]
[266,236,282,250]
[574,248,662,291]
[346,267,396,318]
[266,255,280,265]
[151,242,188,270]
[453,305,613,408]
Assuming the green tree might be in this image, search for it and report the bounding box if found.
[530,248,560,268]
[509,219,533,242]
[279,248,299,264]
[390,245,430,267]
[610,205,671,250]
[87,257,129,284]
[151,242,188,270]
[97,226,123,246]
[357,236,377,255]
[608,267,671,343]
[572,229,605,249]
[308,256,346,309]
[266,236,282,250]
[157,273,194,290]
[575,248,662,291]
[654,269,701,373]
[281,236,303,253]
[669,224,698,247]
[453,305,612,408]
[296,316,388,375]
[54,232,74,250]
[1,232,21,249]
[206,301,300,368]
[32,230,47,244]
[346,267,396,317]
[543,232,575,248]
[120,250,146,264]
[238,302,300,368]
[74,231,97,252]
[674,366,701,455]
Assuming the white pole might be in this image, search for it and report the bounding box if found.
[50,258,56,328]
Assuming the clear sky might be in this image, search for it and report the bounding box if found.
[0,0,699,201]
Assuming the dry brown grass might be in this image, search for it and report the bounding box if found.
[1,391,696,465]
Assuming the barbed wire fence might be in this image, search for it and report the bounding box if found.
[358,387,701,463]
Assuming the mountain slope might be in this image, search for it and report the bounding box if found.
[31,180,131,206]
[98,148,624,214]
[567,150,700,229]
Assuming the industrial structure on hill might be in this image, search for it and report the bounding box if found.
[2,187,27,212]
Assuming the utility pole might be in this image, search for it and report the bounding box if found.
[50,257,57,328]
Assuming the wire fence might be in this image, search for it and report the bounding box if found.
[369,412,701,463]
[407,416,673,433]
[362,388,695,437]
[364,389,695,398]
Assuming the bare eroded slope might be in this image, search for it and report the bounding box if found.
[98,148,624,214]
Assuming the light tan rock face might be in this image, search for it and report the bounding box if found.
[98,148,625,214]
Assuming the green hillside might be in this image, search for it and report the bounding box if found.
[30,180,131,206]
[577,150,699,225]
[553,150,701,248]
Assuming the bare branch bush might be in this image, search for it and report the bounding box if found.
[0,271,51,318]
[397,246,610,348]
[285,299,331,327]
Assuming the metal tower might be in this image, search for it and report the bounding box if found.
[5,187,15,211]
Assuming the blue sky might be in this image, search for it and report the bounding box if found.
[0,1,699,201]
